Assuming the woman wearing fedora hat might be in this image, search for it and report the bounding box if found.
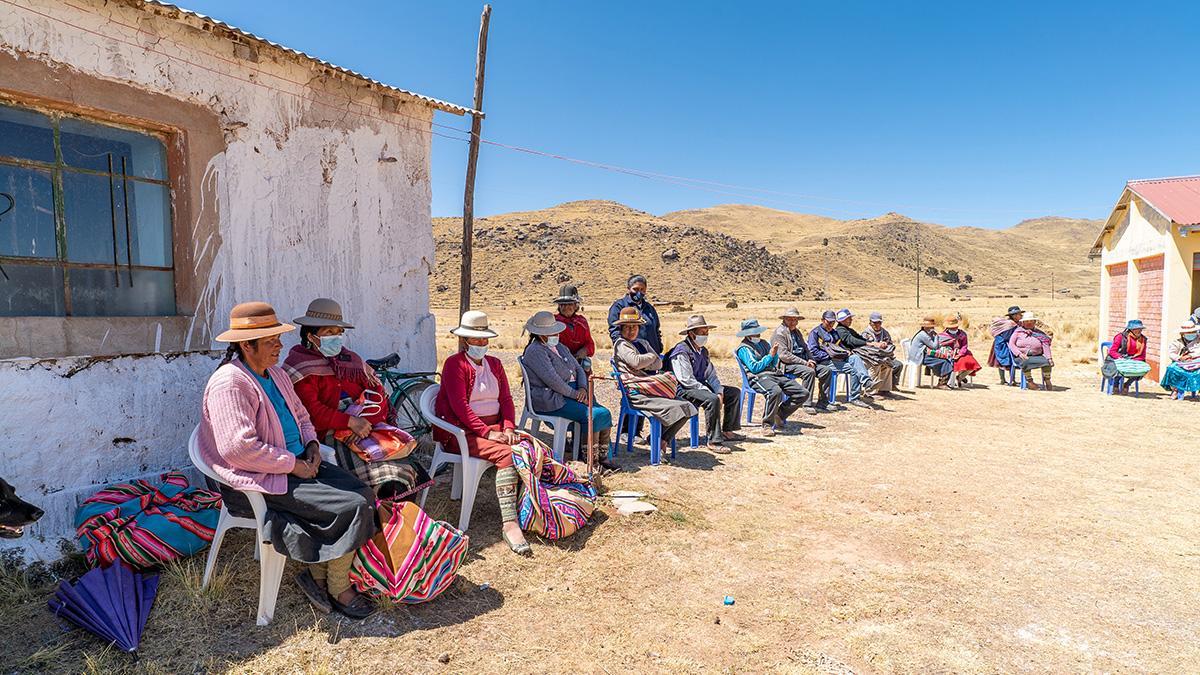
[734,318,807,435]
[197,302,378,619]
[552,285,596,372]
[988,305,1025,386]
[521,310,617,471]
[1102,319,1152,393]
[1008,314,1054,390]
[283,298,432,500]
[669,314,743,450]
[937,317,982,388]
[1162,320,1200,396]
[908,316,954,388]
[433,311,530,555]
[613,307,698,458]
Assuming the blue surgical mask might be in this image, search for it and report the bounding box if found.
[546,335,560,348]
[467,344,489,360]
[1185,333,1198,342]
[694,335,709,347]
[317,334,344,357]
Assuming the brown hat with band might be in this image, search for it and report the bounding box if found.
[679,314,718,335]
[216,302,295,342]
[920,316,937,329]
[613,306,647,326]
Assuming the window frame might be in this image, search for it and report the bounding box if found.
[0,101,176,317]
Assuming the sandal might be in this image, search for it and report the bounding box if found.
[502,529,532,557]
[330,591,376,620]
[296,569,331,614]
[597,458,622,474]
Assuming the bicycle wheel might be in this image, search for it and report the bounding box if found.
[389,377,435,438]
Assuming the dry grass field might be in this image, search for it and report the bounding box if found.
[4,298,1198,673]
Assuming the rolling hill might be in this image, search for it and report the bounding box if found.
[431,201,1100,309]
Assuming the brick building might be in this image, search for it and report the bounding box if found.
[1091,176,1200,379]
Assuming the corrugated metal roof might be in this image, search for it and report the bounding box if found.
[1126,175,1200,226]
[130,0,479,117]
[1090,175,1200,257]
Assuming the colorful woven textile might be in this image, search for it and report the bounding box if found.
[75,472,221,570]
[1112,358,1151,377]
[333,423,416,463]
[620,372,679,399]
[349,500,468,603]
[512,436,597,540]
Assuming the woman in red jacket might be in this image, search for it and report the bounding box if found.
[553,284,596,371]
[284,298,430,501]
[434,310,530,556]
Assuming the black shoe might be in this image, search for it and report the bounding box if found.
[296,569,331,614]
[330,592,376,620]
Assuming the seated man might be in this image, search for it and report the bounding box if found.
[669,315,742,452]
[808,310,872,408]
[770,307,831,413]
[858,311,904,395]
[734,318,808,436]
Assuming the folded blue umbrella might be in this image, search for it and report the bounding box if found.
[47,563,159,653]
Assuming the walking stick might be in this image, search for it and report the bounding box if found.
[586,374,596,482]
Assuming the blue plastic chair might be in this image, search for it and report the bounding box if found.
[738,353,803,422]
[610,362,699,466]
[826,369,853,403]
[1098,341,1141,396]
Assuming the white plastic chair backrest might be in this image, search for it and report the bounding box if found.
[419,384,470,460]
[516,356,540,416]
[899,339,913,362]
[188,425,224,485]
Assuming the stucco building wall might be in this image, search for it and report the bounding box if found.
[0,0,441,560]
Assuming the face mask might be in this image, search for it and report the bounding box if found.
[694,335,709,347]
[749,336,761,343]
[316,334,344,357]
[1185,333,1198,342]
[466,344,489,360]
[630,291,645,303]
[546,335,560,348]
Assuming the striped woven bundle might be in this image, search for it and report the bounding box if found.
[512,436,597,540]
[75,472,222,570]
[348,500,468,603]
[621,371,679,399]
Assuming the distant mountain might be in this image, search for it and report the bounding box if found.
[430,201,1100,308]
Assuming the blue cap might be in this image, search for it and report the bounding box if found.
[736,318,768,337]
[1126,319,1144,331]
[835,308,853,322]
[821,310,837,322]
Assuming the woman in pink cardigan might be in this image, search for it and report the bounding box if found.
[198,302,377,620]
[1008,313,1054,390]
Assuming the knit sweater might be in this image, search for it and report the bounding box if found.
[434,351,516,442]
[197,360,317,495]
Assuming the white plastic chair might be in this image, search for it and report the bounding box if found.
[188,425,287,626]
[516,356,581,463]
[899,339,922,390]
[418,384,496,533]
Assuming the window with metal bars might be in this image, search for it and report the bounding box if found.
[0,101,176,317]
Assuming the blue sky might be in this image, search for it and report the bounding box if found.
[180,1,1200,228]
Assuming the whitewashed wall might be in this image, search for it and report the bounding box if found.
[0,0,440,560]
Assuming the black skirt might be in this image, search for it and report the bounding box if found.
[220,462,376,564]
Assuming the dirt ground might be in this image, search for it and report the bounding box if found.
[4,300,1196,673]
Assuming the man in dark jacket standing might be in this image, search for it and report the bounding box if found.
[607,274,663,355]
[770,307,831,413]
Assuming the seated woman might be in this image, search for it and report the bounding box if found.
[908,316,953,388]
[433,311,530,556]
[197,302,377,620]
[1008,313,1054,390]
[1101,319,1152,393]
[987,305,1024,386]
[521,310,617,472]
[283,298,431,500]
[612,307,698,458]
[1161,321,1200,396]
[553,285,595,372]
[938,317,982,388]
[734,318,806,436]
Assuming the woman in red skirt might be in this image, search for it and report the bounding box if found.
[433,310,531,556]
[939,317,982,388]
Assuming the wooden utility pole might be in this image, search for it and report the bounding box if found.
[459,4,491,317]
[915,223,921,309]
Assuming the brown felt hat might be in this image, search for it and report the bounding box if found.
[779,307,805,320]
[613,307,647,326]
[920,316,937,329]
[216,302,295,343]
[944,317,960,328]
[679,314,717,335]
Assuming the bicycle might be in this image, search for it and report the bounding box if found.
[366,353,438,439]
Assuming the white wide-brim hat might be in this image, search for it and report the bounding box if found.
[450,310,498,339]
